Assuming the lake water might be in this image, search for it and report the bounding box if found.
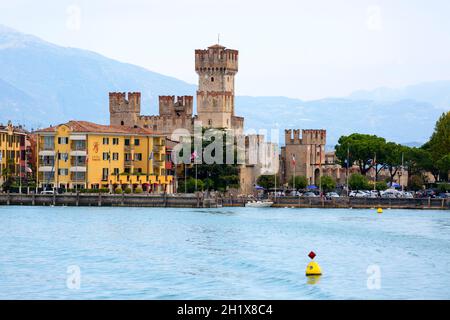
[0,206,449,300]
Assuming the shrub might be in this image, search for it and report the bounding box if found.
[320,175,336,192]
[349,173,370,190]
[124,187,132,194]
[288,176,308,189]
[114,187,123,194]
[409,175,424,191]
[182,178,204,193]
[134,186,143,194]
[438,183,450,193]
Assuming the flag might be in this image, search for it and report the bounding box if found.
[191,150,198,161]
[0,151,2,161]
[149,152,154,161]
[291,154,296,167]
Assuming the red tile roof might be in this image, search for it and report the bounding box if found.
[35,120,159,136]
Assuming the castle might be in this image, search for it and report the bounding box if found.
[109,44,244,138]
[281,129,327,186]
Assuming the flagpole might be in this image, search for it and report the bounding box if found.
[373,152,377,192]
[184,162,187,194]
[346,146,349,197]
[292,154,296,191]
[401,152,404,192]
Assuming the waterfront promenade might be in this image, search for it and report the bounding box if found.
[0,193,448,210]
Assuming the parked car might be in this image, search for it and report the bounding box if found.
[437,193,450,199]
[380,189,401,198]
[401,191,414,199]
[303,192,318,197]
[326,192,340,198]
[40,190,56,195]
[368,190,380,198]
[349,190,369,198]
[290,191,302,196]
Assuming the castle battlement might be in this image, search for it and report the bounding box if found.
[159,95,193,117]
[285,129,326,145]
[195,45,238,73]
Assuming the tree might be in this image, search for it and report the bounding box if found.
[203,178,214,191]
[183,128,240,192]
[335,134,386,175]
[320,175,336,192]
[257,175,276,190]
[383,142,406,185]
[182,177,204,193]
[348,173,370,190]
[404,147,438,181]
[288,175,308,189]
[427,112,450,161]
[436,154,450,182]
[423,111,450,181]
[409,175,425,191]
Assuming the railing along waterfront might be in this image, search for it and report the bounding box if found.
[0,193,448,209]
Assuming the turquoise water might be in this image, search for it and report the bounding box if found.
[0,206,449,300]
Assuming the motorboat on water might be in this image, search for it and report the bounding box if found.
[245,200,274,208]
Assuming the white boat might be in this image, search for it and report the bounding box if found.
[245,200,274,208]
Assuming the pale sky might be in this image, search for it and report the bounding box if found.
[1,0,450,100]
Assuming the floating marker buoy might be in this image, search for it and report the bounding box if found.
[377,207,383,214]
[306,251,322,276]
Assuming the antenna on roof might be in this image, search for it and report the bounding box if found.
[217,33,220,45]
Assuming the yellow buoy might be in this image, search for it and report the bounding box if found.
[377,207,383,214]
[306,261,322,276]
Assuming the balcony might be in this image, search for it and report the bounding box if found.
[70,159,86,166]
[153,145,165,153]
[41,144,55,151]
[39,173,55,182]
[38,166,54,172]
[70,150,87,157]
[39,150,56,156]
[124,160,133,167]
[70,174,86,182]
[124,144,135,152]
[70,142,86,151]
[153,160,164,167]
[39,160,55,167]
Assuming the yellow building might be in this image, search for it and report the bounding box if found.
[0,121,28,187]
[34,121,173,193]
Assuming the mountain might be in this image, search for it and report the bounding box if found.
[237,96,442,145]
[349,80,450,109]
[0,24,196,129]
[0,25,446,145]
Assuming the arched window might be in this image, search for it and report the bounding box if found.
[120,121,124,126]
[211,77,214,82]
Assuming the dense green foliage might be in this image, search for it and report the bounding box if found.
[320,175,336,192]
[288,175,308,189]
[182,177,204,193]
[256,175,277,190]
[348,173,370,190]
[182,128,240,192]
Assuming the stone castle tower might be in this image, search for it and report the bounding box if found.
[195,44,243,131]
[109,92,141,127]
[281,129,326,186]
[109,44,244,138]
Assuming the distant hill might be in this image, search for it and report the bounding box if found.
[0,24,446,145]
[349,80,450,109]
[0,24,196,129]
